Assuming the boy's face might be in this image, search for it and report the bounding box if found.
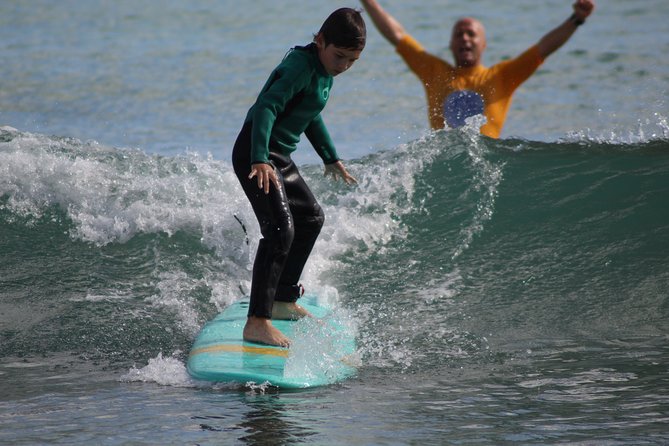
[316,35,363,77]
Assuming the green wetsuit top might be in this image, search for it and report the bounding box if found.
[245,43,340,165]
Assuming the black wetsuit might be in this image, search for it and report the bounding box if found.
[233,43,339,319]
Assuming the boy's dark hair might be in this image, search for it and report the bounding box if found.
[316,8,366,50]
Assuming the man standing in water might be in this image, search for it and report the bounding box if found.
[360,0,595,138]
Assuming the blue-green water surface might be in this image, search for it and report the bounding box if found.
[1,1,668,444]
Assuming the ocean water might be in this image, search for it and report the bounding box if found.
[1,1,669,445]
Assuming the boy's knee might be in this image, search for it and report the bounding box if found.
[305,206,325,233]
[278,224,295,253]
[260,219,295,255]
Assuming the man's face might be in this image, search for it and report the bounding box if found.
[449,18,486,68]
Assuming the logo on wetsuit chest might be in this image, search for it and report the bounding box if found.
[322,87,329,101]
[443,90,484,128]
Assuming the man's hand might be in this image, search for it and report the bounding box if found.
[359,0,406,46]
[324,161,357,185]
[573,0,595,21]
[538,0,595,58]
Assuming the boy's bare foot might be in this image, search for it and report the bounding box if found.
[243,316,290,347]
[272,301,312,320]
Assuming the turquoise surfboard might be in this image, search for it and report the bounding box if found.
[187,295,358,389]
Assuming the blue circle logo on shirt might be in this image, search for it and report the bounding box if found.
[443,90,484,128]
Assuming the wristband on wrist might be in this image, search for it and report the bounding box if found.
[570,13,585,26]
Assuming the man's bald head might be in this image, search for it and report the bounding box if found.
[449,17,487,67]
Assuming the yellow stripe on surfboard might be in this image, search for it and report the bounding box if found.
[189,344,289,358]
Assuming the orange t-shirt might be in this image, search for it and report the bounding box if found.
[396,34,544,138]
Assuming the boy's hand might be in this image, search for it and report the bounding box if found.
[249,163,280,194]
[325,161,357,185]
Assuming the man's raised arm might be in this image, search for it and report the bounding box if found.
[537,0,595,59]
[360,0,406,46]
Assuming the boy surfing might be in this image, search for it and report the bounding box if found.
[232,8,366,347]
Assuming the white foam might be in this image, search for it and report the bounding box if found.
[1,127,448,374]
[296,132,446,288]
[283,307,360,381]
[436,123,504,260]
[562,112,669,144]
[74,291,133,302]
[121,352,263,391]
[0,130,250,252]
[121,352,194,387]
[1,128,439,295]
